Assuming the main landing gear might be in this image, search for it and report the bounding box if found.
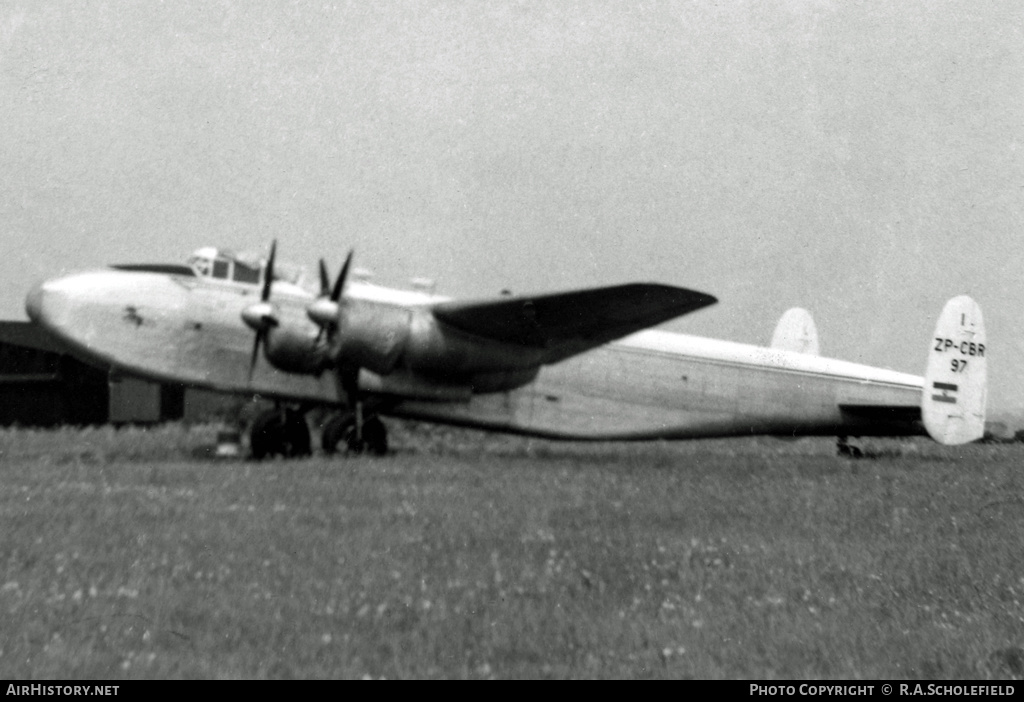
[321,367,389,456]
[320,412,388,456]
[248,405,389,459]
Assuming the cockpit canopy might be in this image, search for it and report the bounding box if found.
[187,247,304,286]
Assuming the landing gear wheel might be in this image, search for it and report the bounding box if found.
[345,429,365,455]
[283,410,312,457]
[361,416,388,456]
[322,413,356,455]
[249,409,311,459]
[250,411,282,460]
[321,413,388,456]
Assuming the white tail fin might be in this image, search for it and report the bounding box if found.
[922,295,987,445]
[770,308,820,355]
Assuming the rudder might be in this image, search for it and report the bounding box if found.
[770,308,820,355]
[922,295,987,445]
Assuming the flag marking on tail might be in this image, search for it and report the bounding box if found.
[931,381,958,404]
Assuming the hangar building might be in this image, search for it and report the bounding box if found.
[0,321,232,426]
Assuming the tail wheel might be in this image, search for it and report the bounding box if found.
[836,436,864,459]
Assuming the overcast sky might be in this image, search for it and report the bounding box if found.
[2,1,1022,415]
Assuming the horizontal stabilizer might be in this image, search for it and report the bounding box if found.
[432,283,716,364]
[770,307,819,355]
[922,295,987,445]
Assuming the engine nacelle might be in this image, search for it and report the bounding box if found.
[264,327,331,376]
[264,327,330,375]
[403,309,545,374]
[335,301,412,376]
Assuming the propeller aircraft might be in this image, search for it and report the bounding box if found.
[24,243,988,458]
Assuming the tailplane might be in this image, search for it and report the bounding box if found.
[922,295,987,445]
[770,308,820,355]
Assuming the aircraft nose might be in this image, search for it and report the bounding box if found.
[24,276,77,332]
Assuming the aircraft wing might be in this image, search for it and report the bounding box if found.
[431,283,717,364]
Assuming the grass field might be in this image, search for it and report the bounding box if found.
[1,423,1022,679]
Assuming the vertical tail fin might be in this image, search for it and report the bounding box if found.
[770,308,820,355]
[922,295,987,445]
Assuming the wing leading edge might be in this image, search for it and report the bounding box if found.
[431,283,717,364]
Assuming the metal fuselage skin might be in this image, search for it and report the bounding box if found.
[25,269,924,441]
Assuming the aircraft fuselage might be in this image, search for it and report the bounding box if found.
[26,267,924,441]
[396,329,923,440]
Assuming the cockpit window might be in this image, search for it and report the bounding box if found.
[190,256,212,277]
[233,260,261,284]
[187,247,306,288]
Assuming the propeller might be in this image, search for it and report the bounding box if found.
[307,249,361,411]
[308,249,354,345]
[241,240,279,381]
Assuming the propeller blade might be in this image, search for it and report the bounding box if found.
[248,328,264,382]
[313,302,327,345]
[261,240,277,302]
[247,240,278,383]
[332,249,354,302]
[312,249,353,347]
[318,259,330,298]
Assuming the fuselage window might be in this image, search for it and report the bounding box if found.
[212,259,230,280]
[233,261,261,284]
